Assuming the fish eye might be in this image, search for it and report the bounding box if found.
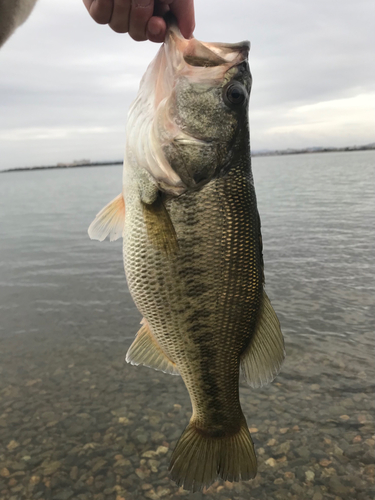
[223,82,247,106]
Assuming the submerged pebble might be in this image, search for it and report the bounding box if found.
[0,329,373,500]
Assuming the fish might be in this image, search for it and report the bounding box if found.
[88,17,285,492]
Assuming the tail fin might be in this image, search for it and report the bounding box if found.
[169,420,257,492]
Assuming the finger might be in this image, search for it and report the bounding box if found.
[147,16,166,43]
[128,0,154,42]
[83,0,114,24]
[109,0,131,33]
[146,1,169,42]
[152,0,170,17]
[169,0,195,39]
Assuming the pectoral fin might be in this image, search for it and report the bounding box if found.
[241,290,285,388]
[143,195,179,256]
[88,194,125,242]
[126,319,179,376]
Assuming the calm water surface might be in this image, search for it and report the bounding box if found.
[0,151,374,500]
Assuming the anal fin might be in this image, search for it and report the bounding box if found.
[88,193,125,242]
[241,290,285,388]
[126,319,179,376]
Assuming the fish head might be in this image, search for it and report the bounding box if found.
[125,20,252,195]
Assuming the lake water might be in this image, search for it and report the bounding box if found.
[0,150,374,500]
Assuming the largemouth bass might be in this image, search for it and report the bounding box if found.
[89,18,285,492]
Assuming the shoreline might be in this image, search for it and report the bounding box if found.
[0,161,123,174]
[1,146,374,174]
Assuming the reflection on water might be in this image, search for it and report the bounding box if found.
[0,151,374,500]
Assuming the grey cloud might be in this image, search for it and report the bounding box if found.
[0,0,374,169]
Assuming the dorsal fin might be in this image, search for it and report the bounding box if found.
[88,194,125,242]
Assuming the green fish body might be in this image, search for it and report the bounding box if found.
[89,20,285,492]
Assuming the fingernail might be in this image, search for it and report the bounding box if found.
[134,0,152,7]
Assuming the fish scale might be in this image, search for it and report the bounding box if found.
[88,18,284,491]
[123,162,262,433]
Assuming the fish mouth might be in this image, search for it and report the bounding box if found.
[165,13,249,70]
[165,18,250,83]
[179,37,250,69]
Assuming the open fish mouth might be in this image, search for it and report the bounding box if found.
[153,17,250,97]
[124,18,250,195]
[172,33,250,73]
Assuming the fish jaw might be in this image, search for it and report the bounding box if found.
[124,21,251,195]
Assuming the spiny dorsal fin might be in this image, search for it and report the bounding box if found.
[126,319,179,376]
[88,194,125,242]
[241,290,285,388]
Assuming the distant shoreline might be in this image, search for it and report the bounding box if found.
[253,144,374,157]
[1,161,123,173]
[1,145,374,173]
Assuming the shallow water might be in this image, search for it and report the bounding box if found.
[0,151,374,500]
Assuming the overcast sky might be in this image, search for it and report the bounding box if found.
[0,0,374,170]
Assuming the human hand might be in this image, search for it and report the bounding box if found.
[83,0,195,43]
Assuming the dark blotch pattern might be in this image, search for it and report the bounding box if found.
[123,154,263,436]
